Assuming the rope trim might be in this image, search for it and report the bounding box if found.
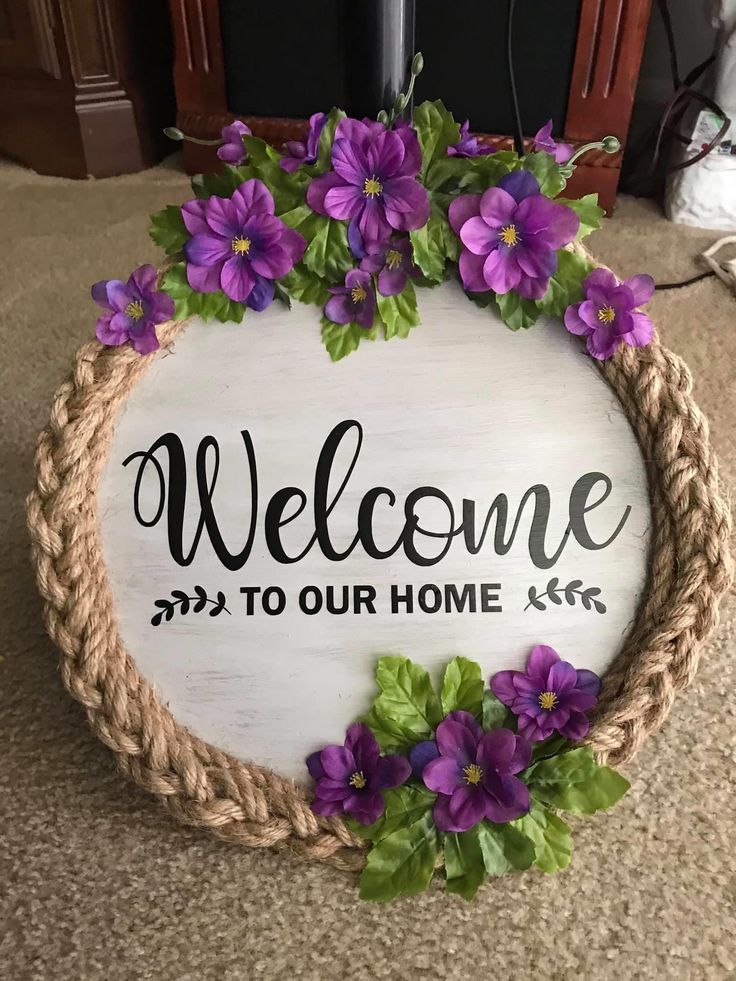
[26,273,733,870]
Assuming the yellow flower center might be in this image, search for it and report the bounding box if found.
[538,691,559,711]
[463,763,483,785]
[231,236,251,255]
[124,300,145,322]
[386,249,402,270]
[363,176,383,197]
[351,284,367,304]
[597,305,615,324]
[349,770,367,789]
[499,224,519,247]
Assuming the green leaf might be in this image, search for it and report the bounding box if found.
[455,153,517,194]
[376,283,421,340]
[522,151,567,198]
[243,134,306,213]
[513,801,572,873]
[529,734,568,764]
[482,690,514,730]
[536,249,592,318]
[320,317,375,362]
[302,214,352,282]
[190,164,253,200]
[360,656,443,753]
[443,827,487,900]
[348,785,435,843]
[161,263,245,324]
[409,205,459,283]
[497,290,541,331]
[281,264,329,305]
[149,205,188,255]
[557,193,605,239]
[412,100,461,179]
[440,656,483,717]
[476,822,536,875]
[313,107,346,174]
[359,814,439,902]
[527,746,630,815]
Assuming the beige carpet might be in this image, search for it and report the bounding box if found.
[1,155,734,981]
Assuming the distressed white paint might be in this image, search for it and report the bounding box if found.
[98,283,651,780]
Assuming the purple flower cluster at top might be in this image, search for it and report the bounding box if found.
[492,645,601,742]
[182,178,306,308]
[279,112,327,173]
[92,264,174,355]
[308,723,411,825]
[307,117,430,248]
[532,119,574,164]
[449,171,579,300]
[448,120,496,158]
[217,120,251,166]
[564,268,655,360]
[410,711,530,832]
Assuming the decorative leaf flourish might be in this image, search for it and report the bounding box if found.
[525,578,606,614]
[151,586,230,626]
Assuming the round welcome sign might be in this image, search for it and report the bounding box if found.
[98,284,650,780]
[28,83,732,902]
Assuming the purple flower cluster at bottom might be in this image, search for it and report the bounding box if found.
[92,264,174,355]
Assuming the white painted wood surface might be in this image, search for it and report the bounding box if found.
[98,283,651,780]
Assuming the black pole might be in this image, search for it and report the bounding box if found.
[345,0,416,118]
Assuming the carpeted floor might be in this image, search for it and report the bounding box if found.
[1,155,734,981]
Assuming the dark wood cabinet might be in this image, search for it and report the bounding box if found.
[169,0,652,210]
[0,0,174,178]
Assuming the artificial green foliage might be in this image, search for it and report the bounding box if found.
[476,822,536,876]
[314,107,346,174]
[376,285,421,340]
[161,264,245,324]
[361,656,443,752]
[440,656,484,717]
[280,265,330,306]
[496,290,541,331]
[412,100,461,180]
[522,151,567,198]
[514,801,573,873]
[409,204,459,283]
[320,317,376,363]
[348,785,435,843]
[243,134,307,213]
[526,746,630,814]
[149,205,188,256]
[557,193,605,239]
[443,828,488,900]
[482,689,514,729]
[190,164,253,200]
[359,813,440,902]
[537,249,593,318]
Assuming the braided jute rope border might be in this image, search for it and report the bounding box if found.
[27,262,733,872]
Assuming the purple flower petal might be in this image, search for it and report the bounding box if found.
[432,793,466,833]
[249,243,297,280]
[393,121,423,174]
[306,751,325,781]
[490,670,518,707]
[218,141,247,165]
[435,718,478,766]
[129,325,160,356]
[346,792,385,826]
[185,233,232,268]
[332,136,371,186]
[409,740,439,779]
[448,194,482,235]
[622,311,654,347]
[311,798,344,817]
[447,785,488,831]
[516,272,551,300]
[547,660,578,694]
[584,267,618,294]
[181,198,211,236]
[516,196,579,247]
[246,274,275,311]
[460,216,499,256]
[483,248,521,294]
[220,255,255,302]
[560,711,591,741]
[199,195,240,240]
[499,170,540,203]
[423,756,465,795]
[324,292,356,325]
[624,273,655,306]
[518,712,554,743]
[345,723,380,774]
[186,261,222,294]
[315,777,352,802]
[377,265,407,296]
[575,669,602,697]
[307,172,348,215]
[358,197,392,244]
[105,280,132,312]
[95,314,127,346]
[324,182,364,220]
[232,178,275,218]
[477,728,531,775]
[479,186,517,228]
[366,128,405,179]
[587,322,621,360]
[483,773,530,823]
[444,710,484,741]
[458,249,490,293]
[372,754,411,791]
[91,281,112,310]
[348,217,366,258]
[564,302,593,336]
[129,264,158,295]
[319,745,355,781]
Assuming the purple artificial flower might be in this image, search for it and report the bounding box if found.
[307,117,430,247]
[307,723,411,825]
[91,264,174,355]
[491,644,601,743]
[421,714,531,832]
[448,120,496,158]
[408,710,477,779]
[182,179,306,307]
[217,120,251,166]
[533,119,574,165]
[279,112,327,173]
[449,171,580,300]
[324,268,376,328]
[564,267,655,360]
[359,236,419,296]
